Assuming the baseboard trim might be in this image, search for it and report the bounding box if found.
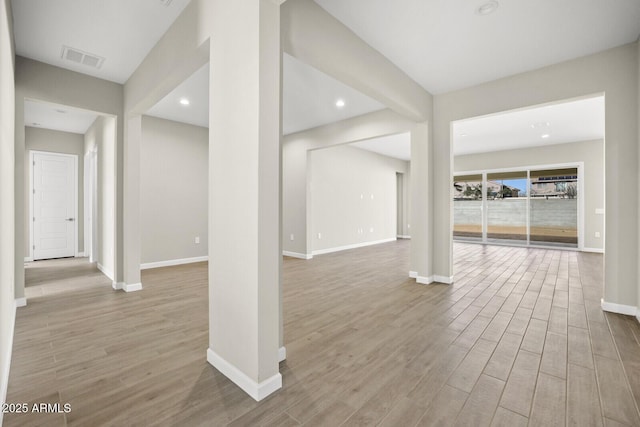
[601,299,637,316]
[207,348,282,401]
[75,251,86,258]
[582,247,604,254]
[122,282,142,292]
[416,275,432,285]
[397,235,411,239]
[409,271,417,279]
[282,251,313,260]
[98,263,114,281]
[433,275,454,285]
[23,256,33,262]
[1,301,17,426]
[415,275,453,285]
[112,281,123,291]
[140,256,208,270]
[15,297,27,308]
[312,238,396,256]
[278,346,286,362]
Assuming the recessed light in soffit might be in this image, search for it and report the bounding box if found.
[61,46,105,69]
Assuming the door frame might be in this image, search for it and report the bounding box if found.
[453,161,585,251]
[29,150,79,261]
[84,148,98,263]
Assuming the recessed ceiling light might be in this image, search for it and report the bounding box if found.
[179,98,190,106]
[460,133,467,137]
[335,99,345,108]
[476,1,499,15]
[541,134,550,139]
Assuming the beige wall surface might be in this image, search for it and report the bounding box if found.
[282,109,415,256]
[309,144,409,253]
[454,139,604,250]
[84,116,116,279]
[434,43,638,307]
[25,127,85,256]
[140,116,208,264]
[14,56,123,297]
[637,39,640,313]
[0,0,15,417]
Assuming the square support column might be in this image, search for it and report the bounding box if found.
[207,0,282,401]
[410,122,434,284]
[120,114,142,292]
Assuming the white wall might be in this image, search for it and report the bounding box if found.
[0,0,15,420]
[282,109,416,256]
[84,116,116,280]
[454,139,604,250]
[434,42,638,308]
[309,144,409,253]
[140,116,208,265]
[24,127,85,256]
[637,38,640,317]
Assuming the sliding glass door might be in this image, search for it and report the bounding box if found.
[530,168,578,247]
[486,171,528,244]
[453,166,579,248]
[453,174,483,241]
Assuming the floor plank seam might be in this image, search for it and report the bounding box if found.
[603,312,640,423]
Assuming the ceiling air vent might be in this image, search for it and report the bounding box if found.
[61,46,105,69]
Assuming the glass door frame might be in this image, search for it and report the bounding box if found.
[453,162,584,250]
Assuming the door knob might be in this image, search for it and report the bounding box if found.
[66,218,75,221]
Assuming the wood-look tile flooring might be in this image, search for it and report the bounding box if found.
[5,241,640,426]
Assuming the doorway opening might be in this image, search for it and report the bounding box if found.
[23,99,117,300]
[451,94,604,253]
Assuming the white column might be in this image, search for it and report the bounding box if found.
[207,0,282,401]
[410,122,433,284]
[120,114,142,292]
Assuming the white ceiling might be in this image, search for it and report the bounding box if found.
[10,1,633,143]
[282,53,385,134]
[348,96,605,161]
[315,0,640,94]
[350,133,410,161]
[24,100,99,134]
[146,64,210,128]
[11,0,191,84]
[453,96,605,156]
[145,53,385,134]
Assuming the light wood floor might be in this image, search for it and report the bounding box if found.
[5,241,640,426]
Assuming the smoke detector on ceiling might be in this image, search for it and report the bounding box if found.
[61,46,105,69]
[476,1,499,15]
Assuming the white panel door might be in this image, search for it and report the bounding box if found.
[33,152,76,260]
